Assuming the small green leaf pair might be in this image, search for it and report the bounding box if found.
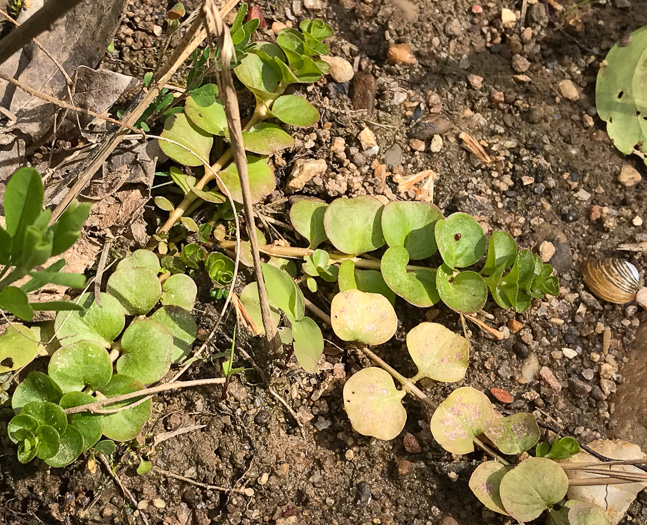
[536,437,580,460]
[302,249,338,292]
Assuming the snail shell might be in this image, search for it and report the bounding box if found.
[581,258,641,304]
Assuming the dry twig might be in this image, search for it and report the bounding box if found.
[154,468,254,496]
[99,455,150,525]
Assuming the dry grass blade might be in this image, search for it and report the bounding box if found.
[459,132,493,164]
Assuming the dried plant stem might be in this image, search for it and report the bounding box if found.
[464,313,505,340]
[154,468,253,495]
[568,477,645,487]
[99,455,150,525]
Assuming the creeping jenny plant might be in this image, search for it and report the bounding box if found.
[6,250,198,467]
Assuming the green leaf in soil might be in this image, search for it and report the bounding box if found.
[499,457,569,523]
[54,292,125,348]
[117,249,161,273]
[45,425,84,467]
[205,252,235,285]
[338,260,396,305]
[435,212,487,268]
[381,201,443,260]
[292,316,324,373]
[161,273,197,311]
[380,246,439,307]
[12,372,63,412]
[289,198,328,248]
[271,95,320,127]
[17,431,39,463]
[99,375,152,442]
[34,424,61,459]
[94,439,117,455]
[484,412,540,455]
[50,200,92,256]
[595,25,647,161]
[0,286,33,320]
[216,155,276,204]
[48,341,112,393]
[537,436,580,460]
[343,367,407,441]
[323,196,385,255]
[430,386,494,455]
[330,289,397,345]
[239,282,281,335]
[59,391,103,452]
[137,459,153,475]
[436,264,488,314]
[406,322,469,382]
[262,263,304,322]
[116,320,173,385]
[240,122,294,155]
[0,324,41,373]
[150,306,197,363]
[568,502,613,525]
[159,112,213,167]
[7,414,40,444]
[21,401,68,435]
[234,52,281,98]
[185,94,227,135]
[482,231,517,276]
[4,167,44,241]
[107,266,162,315]
[468,461,509,515]
[189,83,218,106]
[300,19,334,40]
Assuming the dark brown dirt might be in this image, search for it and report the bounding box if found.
[2,0,647,524]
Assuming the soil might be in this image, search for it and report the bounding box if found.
[2,0,647,524]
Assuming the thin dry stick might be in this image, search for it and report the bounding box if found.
[0,0,84,67]
[561,459,647,469]
[203,0,280,353]
[154,468,254,496]
[569,477,646,487]
[99,455,150,525]
[464,313,505,340]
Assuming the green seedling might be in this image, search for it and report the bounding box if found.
[536,436,581,460]
[302,249,338,292]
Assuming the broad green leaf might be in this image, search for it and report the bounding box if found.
[482,231,517,276]
[12,372,63,411]
[300,19,334,40]
[21,400,67,434]
[137,459,153,475]
[44,425,84,467]
[48,342,112,393]
[25,270,86,290]
[538,437,581,460]
[95,439,116,454]
[436,264,488,314]
[262,263,304,322]
[330,289,397,345]
[50,200,91,256]
[380,246,439,307]
[289,199,328,248]
[435,213,487,268]
[7,414,40,443]
[189,83,218,106]
[0,324,40,373]
[547,504,575,525]
[343,367,406,441]
[14,224,53,269]
[0,286,33,320]
[59,391,103,452]
[568,503,613,525]
[499,457,569,523]
[381,201,443,260]
[4,167,44,244]
[338,260,396,305]
[35,424,61,459]
[107,267,162,315]
[234,52,280,98]
[154,196,174,211]
[240,122,294,154]
[292,316,324,373]
[161,273,197,311]
[185,95,227,135]
[239,282,281,334]
[323,197,385,254]
[117,249,161,273]
[116,320,173,385]
[99,375,152,441]
[469,461,509,515]
[55,292,125,347]
[217,155,276,204]
[180,216,199,232]
[271,95,320,127]
[0,226,11,264]
[159,112,213,167]
[484,413,540,455]
[205,252,235,285]
[406,322,469,382]
[430,387,494,454]
[169,166,197,195]
[150,306,197,363]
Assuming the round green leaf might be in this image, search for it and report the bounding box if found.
[48,342,112,393]
[568,503,613,525]
[45,425,84,467]
[436,264,488,314]
[499,457,569,522]
[338,260,396,305]
[406,322,469,382]
[8,414,40,444]
[330,289,397,345]
[185,95,227,135]
[161,273,197,311]
[435,213,487,268]
[35,424,61,459]
[271,95,320,127]
[381,246,439,307]
[217,155,276,204]
[117,249,161,273]
[205,252,235,285]
[0,324,40,373]
[482,231,517,276]
[55,292,126,348]
[292,317,324,373]
[484,413,540,455]
[289,199,328,248]
[239,282,281,335]
[12,372,63,411]
[94,439,117,454]
[241,122,294,154]
[381,201,443,260]
[59,391,103,452]
[150,306,197,363]
[234,52,280,97]
[189,83,218,106]
[343,367,407,441]
[430,387,494,455]
[116,320,173,385]
[468,461,509,515]
[262,263,304,322]
[323,197,385,255]
[21,401,67,435]
[99,375,152,442]
[107,267,161,315]
[159,112,213,167]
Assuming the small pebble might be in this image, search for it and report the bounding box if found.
[467,74,483,89]
[508,319,523,333]
[359,127,377,150]
[258,472,270,485]
[618,164,641,187]
[303,0,322,10]
[351,72,377,116]
[272,21,287,34]
[558,79,580,101]
[152,499,166,509]
[409,138,426,152]
[320,56,354,83]
[511,54,530,73]
[539,241,556,263]
[396,458,412,476]
[387,43,416,65]
[636,287,647,309]
[429,135,443,152]
[490,387,514,403]
[501,8,516,27]
[345,449,354,461]
[633,216,643,226]
[539,366,562,393]
[403,432,421,453]
[492,91,505,104]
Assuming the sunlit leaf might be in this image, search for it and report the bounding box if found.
[435,213,487,268]
[484,413,540,455]
[217,155,276,204]
[159,112,213,167]
[107,267,161,315]
[468,461,509,515]
[116,320,173,385]
[406,322,468,382]
[323,196,385,254]
[436,264,488,314]
[381,246,439,307]
[271,95,320,127]
[330,289,397,345]
[381,201,442,260]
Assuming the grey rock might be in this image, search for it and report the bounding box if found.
[407,116,452,141]
[384,144,403,166]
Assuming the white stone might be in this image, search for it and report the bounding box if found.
[287,159,327,192]
[574,188,591,201]
[304,0,322,10]
[558,79,580,101]
[429,135,443,153]
[501,8,517,28]
[636,287,647,309]
[358,127,377,150]
[319,56,354,83]
[539,241,556,263]
[618,164,642,187]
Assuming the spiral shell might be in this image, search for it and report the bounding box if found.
[581,258,641,304]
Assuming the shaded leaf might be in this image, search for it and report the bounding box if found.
[44,425,84,468]
[99,375,152,441]
[59,391,103,452]
[217,155,276,204]
[289,198,328,248]
[150,306,197,363]
[484,413,540,455]
[338,260,396,305]
[380,246,439,307]
[468,461,509,515]
[292,316,323,373]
